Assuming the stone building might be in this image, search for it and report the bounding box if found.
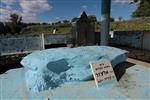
[71,11,95,46]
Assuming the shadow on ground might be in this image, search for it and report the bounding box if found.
[114,61,135,81]
[0,54,26,74]
[0,64,23,74]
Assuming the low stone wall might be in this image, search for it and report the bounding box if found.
[109,31,150,50]
[109,31,142,48]
[0,35,44,55]
[116,47,150,63]
[142,31,150,50]
[44,34,72,45]
[128,49,150,63]
[0,34,72,55]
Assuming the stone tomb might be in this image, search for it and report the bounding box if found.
[21,46,128,93]
[71,11,95,46]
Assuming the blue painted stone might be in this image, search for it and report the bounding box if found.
[21,46,128,93]
[1,64,150,99]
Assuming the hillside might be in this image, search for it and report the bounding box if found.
[96,18,150,32]
[20,18,150,35]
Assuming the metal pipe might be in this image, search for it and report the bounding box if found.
[101,0,111,45]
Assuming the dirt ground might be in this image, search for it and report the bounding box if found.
[127,58,150,67]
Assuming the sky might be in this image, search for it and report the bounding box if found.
[0,0,137,23]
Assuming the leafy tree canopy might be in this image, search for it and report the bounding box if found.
[9,13,22,33]
[10,13,22,24]
[132,0,150,17]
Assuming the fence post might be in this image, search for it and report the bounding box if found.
[41,33,45,49]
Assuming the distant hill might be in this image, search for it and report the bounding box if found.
[19,17,150,35]
[96,18,150,32]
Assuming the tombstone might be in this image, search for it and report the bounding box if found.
[90,59,117,88]
[72,11,95,46]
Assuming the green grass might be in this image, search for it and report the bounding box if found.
[20,18,150,35]
[20,24,71,35]
[96,18,150,32]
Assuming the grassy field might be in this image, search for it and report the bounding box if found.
[95,18,150,32]
[21,24,71,35]
[21,18,150,35]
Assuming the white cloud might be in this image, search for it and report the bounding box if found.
[20,0,52,13]
[0,8,20,22]
[0,8,13,21]
[1,0,16,5]
[5,5,12,10]
[0,7,37,22]
[19,0,52,22]
[113,0,134,5]
[0,8,11,15]
[0,0,16,22]
[0,14,8,22]
[0,8,37,23]
[0,0,53,22]
[82,5,88,9]
[21,12,37,23]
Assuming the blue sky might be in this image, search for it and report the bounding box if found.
[0,0,137,23]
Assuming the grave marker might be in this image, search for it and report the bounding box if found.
[90,59,117,88]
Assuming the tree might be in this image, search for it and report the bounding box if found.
[110,17,115,22]
[9,13,22,33]
[71,17,78,22]
[10,13,22,24]
[63,20,70,24]
[132,0,150,17]
[42,22,48,25]
[4,22,12,34]
[54,21,61,25]
[118,16,123,21]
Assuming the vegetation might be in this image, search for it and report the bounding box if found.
[96,18,150,32]
[9,13,23,33]
[20,24,71,35]
[132,0,150,17]
[0,12,150,36]
[0,13,27,35]
[0,22,5,34]
[110,19,150,31]
[71,17,78,22]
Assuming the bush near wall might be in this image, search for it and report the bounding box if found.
[21,24,71,35]
[95,18,150,32]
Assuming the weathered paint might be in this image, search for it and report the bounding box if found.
[0,64,149,99]
[20,46,128,93]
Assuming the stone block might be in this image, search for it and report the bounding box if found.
[21,46,128,93]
